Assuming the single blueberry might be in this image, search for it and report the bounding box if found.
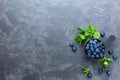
[86,45,89,50]
[89,40,93,43]
[87,50,91,54]
[90,44,93,47]
[87,53,91,58]
[69,42,74,47]
[108,50,113,55]
[100,53,104,58]
[93,44,97,48]
[100,42,103,45]
[112,55,117,60]
[91,55,95,59]
[106,70,111,76]
[101,67,105,72]
[97,43,100,47]
[87,72,92,78]
[102,49,105,53]
[90,47,94,51]
[95,54,99,58]
[96,48,100,53]
[100,32,105,37]
[93,41,96,44]
[93,52,97,55]
[72,46,77,52]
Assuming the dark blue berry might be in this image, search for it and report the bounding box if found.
[69,42,74,47]
[100,53,104,58]
[90,47,94,51]
[98,67,105,74]
[86,45,89,50]
[91,55,95,59]
[95,54,99,58]
[102,49,105,53]
[106,70,111,76]
[96,48,100,53]
[93,52,96,55]
[87,53,91,58]
[108,50,113,55]
[112,55,117,60]
[87,72,92,78]
[101,67,105,72]
[100,32,105,37]
[72,46,77,52]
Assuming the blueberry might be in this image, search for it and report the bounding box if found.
[100,32,105,37]
[108,50,113,55]
[93,44,97,48]
[95,54,99,58]
[93,52,97,55]
[87,53,91,58]
[86,45,89,50]
[87,50,91,54]
[112,55,117,60]
[89,40,93,43]
[91,55,95,59]
[102,49,105,53]
[87,72,92,78]
[101,67,105,72]
[69,42,74,47]
[96,48,100,53]
[72,46,77,52]
[106,70,111,76]
[90,44,93,47]
[98,67,105,74]
[90,47,94,51]
[100,53,104,58]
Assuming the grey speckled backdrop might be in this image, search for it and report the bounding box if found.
[0,0,120,80]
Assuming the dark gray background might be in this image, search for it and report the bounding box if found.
[0,0,120,80]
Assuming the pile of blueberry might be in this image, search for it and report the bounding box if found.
[85,39,105,59]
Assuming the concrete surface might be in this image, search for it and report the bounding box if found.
[0,0,120,80]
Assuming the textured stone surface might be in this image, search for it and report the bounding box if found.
[0,0,120,80]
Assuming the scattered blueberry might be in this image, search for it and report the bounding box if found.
[72,46,77,52]
[98,67,105,74]
[87,72,92,78]
[108,50,113,55]
[69,42,74,47]
[101,67,105,72]
[100,32,105,37]
[112,55,117,60]
[106,70,111,76]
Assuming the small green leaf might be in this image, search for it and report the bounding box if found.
[80,35,86,39]
[93,31,100,39]
[106,58,113,62]
[88,25,95,33]
[77,27,85,32]
[98,58,105,62]
[103,61,109,68]
[85,31,90,36]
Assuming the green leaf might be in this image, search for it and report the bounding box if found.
[93,31,100,39]
[85,31,90,36]
[77,27,85,32]
[88,25,95,33]
[106,58,113,62]
[80,35,86,39]
[98,58,105,62]
[103,61,109,68]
